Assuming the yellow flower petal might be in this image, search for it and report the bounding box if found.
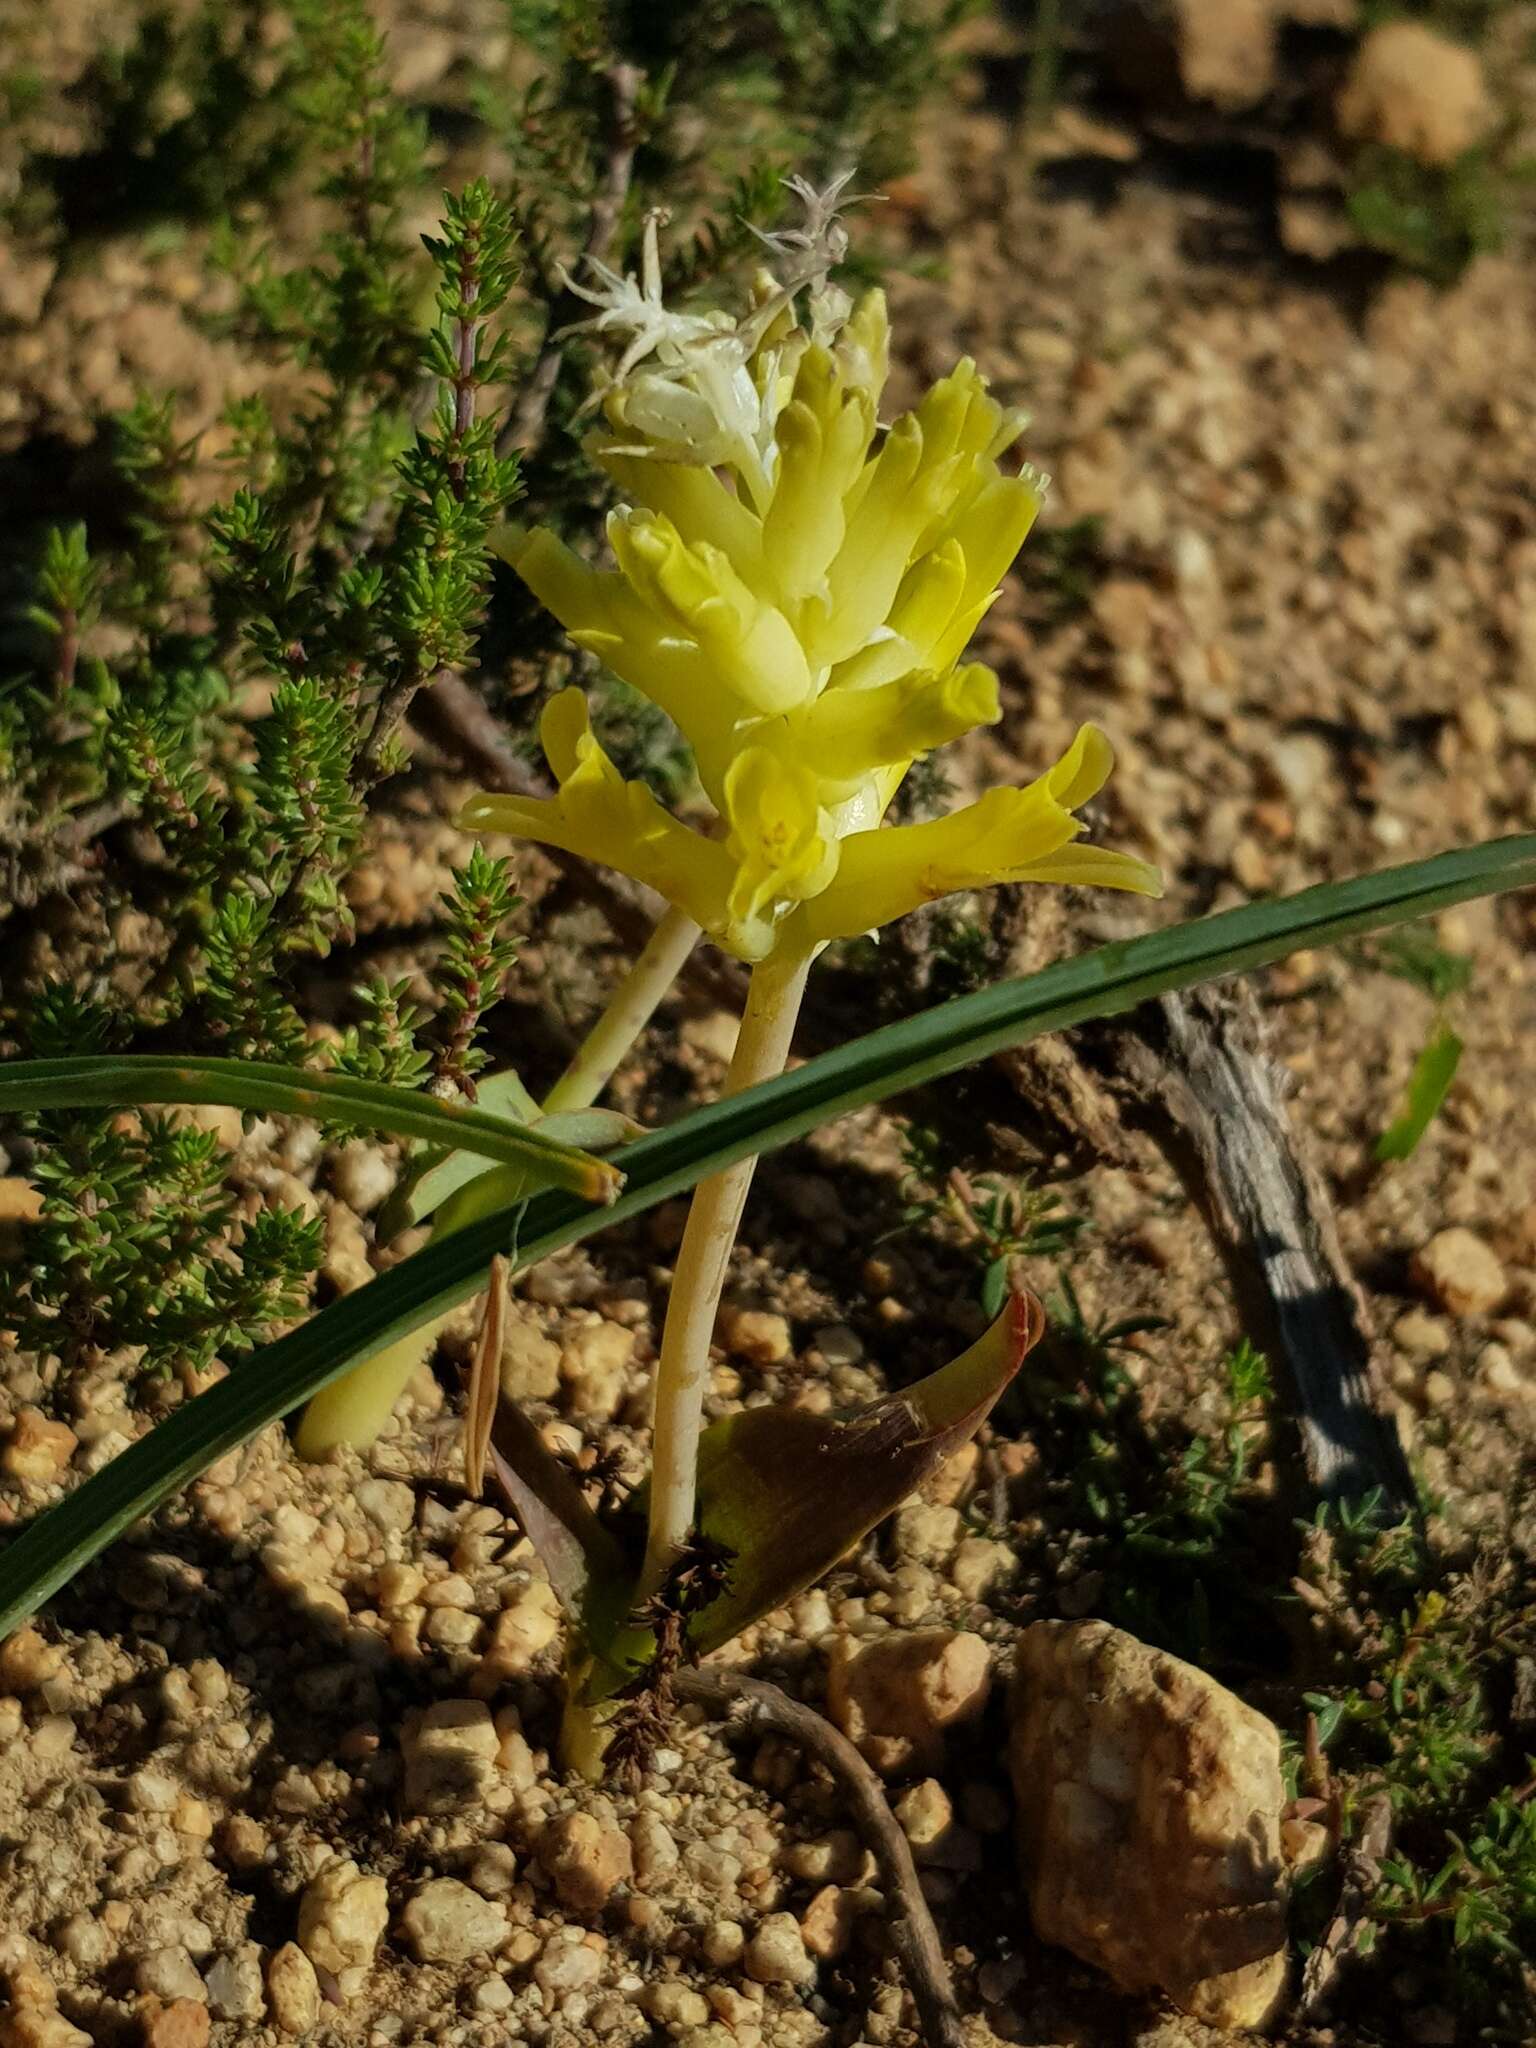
[460,689,736,938]
[505,525,739,768]
[792,663,1001,787]
[610,510,814,716]
[785,724,1159,947]
[721,744,839,956]
[595,446,765,586]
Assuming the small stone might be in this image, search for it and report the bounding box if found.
[126,1769,179,1814]
[51,1914,113,1971]
[743,1912,814,1988]
[476,1579,560,1683]
[631,1814,678,1885]
[1009,1619,1286,2030]
[140,2000,209,2048]
[501,1316,562,1402]
[717,1303,793,1364]
[533,1936,603,1998]
[894,1779,955,1862]
[332,1143,396,1217]
[402,1699,498,1815]
[1410,1228,1506,1319]
[700,1921,744,1968]
[136,1950,205,2002]
[1267,734,1331,806]
[683,1841,742,1900]
[297,1858,389,1975]
[893,1502,961,1568]
[1394,1308,1451,1358]
[541,1811,634,1911]
[1337,21,1489,166]
[827,1628,993,1776]
[468,1843,518,1898]
[1172,0,1276,109]
[265,1943,320,2037]
[799,1886,855,1960]
[202,1946,264,2022]
[560,1320,634,1421]
[472,1976,515,2014]
[642,1981,710,2028]
[2,1410,77,1485]
[355,1479,416,1534]
[951,1535,1012,1601]
[1,2017,93,2048]
[217,1816,269,1868]
[399,1879,509,1965]
[0,1627,63,1693]
[425,1606,482,1651]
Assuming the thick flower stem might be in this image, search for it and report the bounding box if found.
[639,947,812,1599]
[542,905,701,1115]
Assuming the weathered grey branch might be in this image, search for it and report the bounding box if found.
[499,60,644,462]
[991,886,1415,1515]
[1088,983,1416,1514]
[672,1665,967,2048]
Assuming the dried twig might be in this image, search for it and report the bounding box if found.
[672,1665,967,2048]
[499,60,645,461]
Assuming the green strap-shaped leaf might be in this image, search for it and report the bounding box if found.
[0,833,1532,1638]
[0,1056,622,1202]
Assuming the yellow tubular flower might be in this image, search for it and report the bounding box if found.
[781,724,1163,950]
[469,240,1160,962]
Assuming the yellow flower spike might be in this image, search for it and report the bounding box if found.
[783,724,1163,950]
[480,217,1158,970]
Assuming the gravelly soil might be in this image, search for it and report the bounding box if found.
[2,8,1535,2048]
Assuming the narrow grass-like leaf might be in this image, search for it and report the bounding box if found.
[0,1056,621,1201]
[1375,1022,1464,1163]
[1,833,1532,1638]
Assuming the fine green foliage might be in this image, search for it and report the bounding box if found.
[1345,143,1506,284]
[0,833,1532,1641]
[0,991,323,1382]
[428,847,524,1096]
[898,1123,1086,1316]
[1296,1505,1536,2031]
